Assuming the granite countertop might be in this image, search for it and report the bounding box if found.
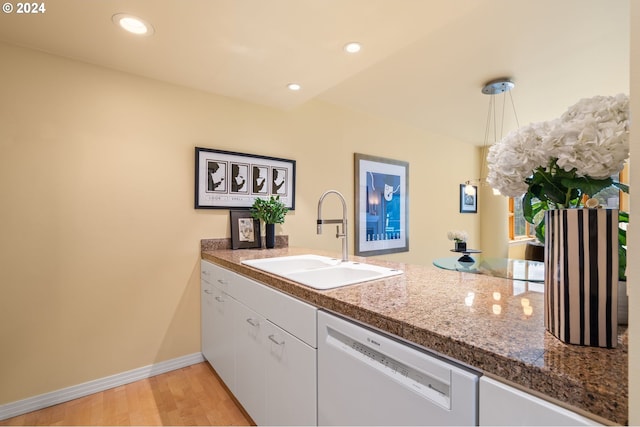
[201,244,628,425]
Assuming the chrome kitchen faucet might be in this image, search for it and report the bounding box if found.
[316,190,348,262]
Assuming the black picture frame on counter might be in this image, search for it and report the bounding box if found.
[459,184,478,213]
[354,153,409,257]
[230,210,261,249]
[195,147,296,209]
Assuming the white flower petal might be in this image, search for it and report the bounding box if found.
[486,94,629,198]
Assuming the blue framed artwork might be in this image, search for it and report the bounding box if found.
[354,153,409,256]
[459,184,478,213]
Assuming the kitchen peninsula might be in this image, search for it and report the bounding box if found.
[201,241,628,425]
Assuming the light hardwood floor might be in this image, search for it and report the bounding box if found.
[0,362,253,426]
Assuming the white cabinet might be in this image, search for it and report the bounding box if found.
[200,262,235,391]
[264,320,316,426]
[479,376,601,426]
[208,285,235,391]
[233,299,317,426]
[201,278,215,361]
[230,269,317,347]
[201,260,317,426]
[234,300,267,424]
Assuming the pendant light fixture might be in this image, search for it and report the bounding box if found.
[464,77,520,196]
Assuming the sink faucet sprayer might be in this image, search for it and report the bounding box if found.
[316,190,349,262]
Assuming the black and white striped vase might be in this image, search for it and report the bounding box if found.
[544,208,618,348]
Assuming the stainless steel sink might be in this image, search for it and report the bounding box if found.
[242,254,403,290]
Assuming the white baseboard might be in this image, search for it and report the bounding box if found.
[0,352,205,421]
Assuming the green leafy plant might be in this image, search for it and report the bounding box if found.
[250,195,288,224]
[619,210,628,281]
[521,161,629,242]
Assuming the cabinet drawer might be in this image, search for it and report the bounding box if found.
[264,286,317,348]
[201,260,233,292]
[229,271,317,348]
[227,271,267,314]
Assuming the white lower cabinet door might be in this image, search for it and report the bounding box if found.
[479,377,601,426]
[264,320,317,426]
[234,300,267,425]
[201,261,235,392]
[201,280,215,363]
[207,286,235,392]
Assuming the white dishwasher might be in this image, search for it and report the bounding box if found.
[318,311,479,426]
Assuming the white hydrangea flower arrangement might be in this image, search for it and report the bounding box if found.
[447,230,468,242]
[486,93,630,241]
[447,230,468,252]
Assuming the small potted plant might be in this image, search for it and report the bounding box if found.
[447,230,468,252]
[251,195,288,248]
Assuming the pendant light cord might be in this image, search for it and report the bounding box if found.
[508,90,520,129]
[471,78,518,193]
[480,95,494,183]
[479,85,520,185]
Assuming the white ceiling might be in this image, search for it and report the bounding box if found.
[0,0,629,145]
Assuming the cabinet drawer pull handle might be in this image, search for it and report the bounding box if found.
[268,334,285,345]
[214,296,224,302]
[203,289,213,294]
[217,279,228,285]
[246,318,259,327]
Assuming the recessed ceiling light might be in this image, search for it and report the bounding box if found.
[112,13,154,36]
[344,42,362,53]
[287,83,301,91]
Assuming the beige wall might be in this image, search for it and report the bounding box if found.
[0,42,480,404]
[629,2,638,424]
[479,183,509,258]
